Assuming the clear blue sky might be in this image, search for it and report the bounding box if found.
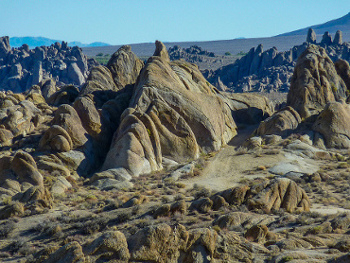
[1,0,350,45]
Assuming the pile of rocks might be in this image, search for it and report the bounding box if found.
[0,36,98,93]
[168,45,215,63]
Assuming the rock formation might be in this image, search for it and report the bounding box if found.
[205,29,350,93]
[102,41,237,177]
[306,28,317,44]
[0,36,98,93]
[287,44,347,119]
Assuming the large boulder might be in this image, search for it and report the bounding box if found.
[10,151,43,187]
[128,223,188,262]
[53,104,88,148]
[39,125,73,152]
[85,231,130,261]
[247,178,310,213]
[287,45,347,119]
[102,41,237,177]
[106,45,144,89]
[313,101,350,148]
[73,95,101,138]
[255,106,301,136]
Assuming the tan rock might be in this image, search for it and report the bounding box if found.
[287,45,347,119]
[128,223,188,262]
[102,41,237,177]
[73,95,101,138]
[247,178,310,213]
[11,151,43,187]
[106,45,144,89]
[313,101,350,148]
[256,106,301,136]
[42,241,85,263]
[85,231,130,261]
[0,128,13,146]
[53,104,88,148]
[39,125,73,152]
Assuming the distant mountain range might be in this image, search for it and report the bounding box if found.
[9,36,110,48]
[279,12,350,36]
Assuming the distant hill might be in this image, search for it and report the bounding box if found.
[9,36,110,48]
[279,12,350,36]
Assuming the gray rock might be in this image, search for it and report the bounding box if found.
[51,176,72,195]
[0,36,10,58]
[306,28,317,43]
[334,30,343,45]
[92,178,133,191]
[67,62,85,85]
[321,32,332,45]
[165,163,194,182]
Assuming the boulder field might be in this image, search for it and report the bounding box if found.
[3,40,350,262]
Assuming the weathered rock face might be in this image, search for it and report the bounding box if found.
[335,59,350,89]
[102,41,237,177]
[256,106,301,136]
[247,178,310,213]
[106,45,144,89]
[53,104,88,148]
[287,45,347,119]
[313,101,350,148]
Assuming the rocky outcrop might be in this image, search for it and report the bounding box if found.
[256,106,301,136]
[106,45,144,89]
[287,45,347,119]
[101,41,237,177]
[313,101,350,148]
[247,178,310,213]
[206,30,350,93]
[0,37,97,93]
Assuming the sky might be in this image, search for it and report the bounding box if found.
[1,0,350,45]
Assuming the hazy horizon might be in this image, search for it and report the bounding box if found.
[2,0,350,45]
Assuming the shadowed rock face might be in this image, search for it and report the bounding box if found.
[102,41,237,176]
[256,106,301,136]
[287,45,347,119]
[0,36,11,58]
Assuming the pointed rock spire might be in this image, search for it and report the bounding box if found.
[334,30,343,45]
[306,28,316,44]
[0,36,11,58]
[153,40,170,62]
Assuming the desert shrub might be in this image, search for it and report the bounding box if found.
[191,185,211,200]
[7,239,34,256]
[81,217,109,235]
[0,219,16,238]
